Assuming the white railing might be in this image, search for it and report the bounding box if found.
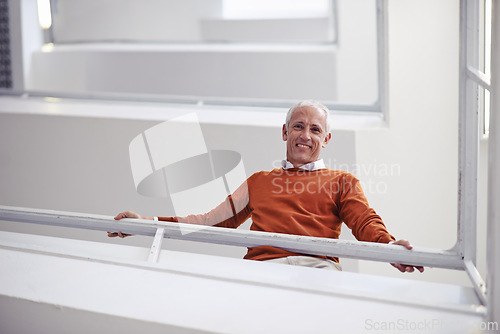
[0,205,462,269]
[487,0,500,325]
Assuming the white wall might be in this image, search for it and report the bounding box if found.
[353,0,475,286]
[51,0,223,43]
[28,45,339,101]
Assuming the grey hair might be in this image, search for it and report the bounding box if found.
[285,100,332,134]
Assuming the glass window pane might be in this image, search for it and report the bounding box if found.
[223,0,330,19]
[29,0,380,108]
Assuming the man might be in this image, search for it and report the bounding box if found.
[111,100,424,273]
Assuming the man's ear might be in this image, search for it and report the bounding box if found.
[282,124,288,141]
[322,132,332,148]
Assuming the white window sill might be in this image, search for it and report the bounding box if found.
[40,42,337,53]
[0,95,386,131]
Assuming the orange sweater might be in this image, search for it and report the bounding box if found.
[159,168,395,263]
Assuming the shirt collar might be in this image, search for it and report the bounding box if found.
[281,159,326,171]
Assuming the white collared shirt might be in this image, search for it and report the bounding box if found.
[281,159,326,171]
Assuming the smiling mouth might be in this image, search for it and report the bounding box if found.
[296,143,311,149]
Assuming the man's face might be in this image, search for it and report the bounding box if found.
[282,106,331,168]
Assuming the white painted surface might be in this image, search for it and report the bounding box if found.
[0,95,385,128]
[487,0,500,324]
[0,205,466,270]
[0,231,485,334]
[200,17,333,43]
[353,0,474,286]
[28,43,339,101]
[51,0,223,43]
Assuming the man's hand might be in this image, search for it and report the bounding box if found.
[107,211,153,238]
[390,239,425,273]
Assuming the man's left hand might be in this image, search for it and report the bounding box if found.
[390,239,425,273]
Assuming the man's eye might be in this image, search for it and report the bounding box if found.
[294,124,303,129]
[312,128,320,133]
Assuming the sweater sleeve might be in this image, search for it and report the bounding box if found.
[338,173,395,244]
[158,177,253,229]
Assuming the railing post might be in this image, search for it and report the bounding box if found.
[487,0,500,326]
[457,0,480,265]
[148,227,165,263]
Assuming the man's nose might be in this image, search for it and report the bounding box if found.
[300,129,311,140]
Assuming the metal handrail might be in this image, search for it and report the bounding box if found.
[0,205,463,270]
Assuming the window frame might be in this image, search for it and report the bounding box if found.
[14,0,386,115]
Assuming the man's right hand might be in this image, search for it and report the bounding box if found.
[107,210,153,238]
